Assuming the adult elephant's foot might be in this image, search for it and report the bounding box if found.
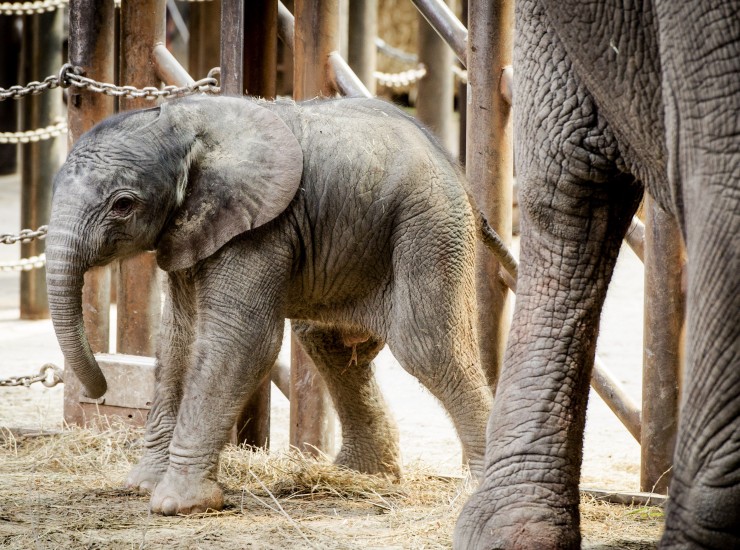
[453,484,580,550]
[125,456,168,493]
[149,470,224,515]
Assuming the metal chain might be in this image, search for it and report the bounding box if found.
[0,253,46,272]
[375,38,419,64]
[0,0,66,16]
[0,225,48,245]
[0,364,63,388]
[0,120,67,144]
[374,66,428,89]
[0,64,221,102]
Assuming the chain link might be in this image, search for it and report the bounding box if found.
[0,253,46,272]
[1,226,48,245]
[0,0,66,15]
[0,364,63,388]
[0,64,221,102]
[0,120,67,144]
[374,66,428,89]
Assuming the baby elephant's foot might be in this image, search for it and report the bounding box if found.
[150,470,224,516]
[125,458,168,493]
[335,440,402,479]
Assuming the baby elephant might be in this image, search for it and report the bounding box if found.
[46,95,493,515]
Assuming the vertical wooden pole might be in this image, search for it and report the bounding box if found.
[641,196,683,494]
[68,0,116,355]
[117,0,165,357]
[188,0,221,78]
[19,8,64,320]
[348,0,376,94]
[465,0,513,388]
[290,0,337,456]
[0,15,20,175]
[220,0,277,449]
[63,0,116,425]
[417,0,455,152]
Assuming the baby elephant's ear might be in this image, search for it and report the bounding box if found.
[157,98,303,271]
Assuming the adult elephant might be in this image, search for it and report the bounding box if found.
[46,95,496,515]
[456,1,738,548]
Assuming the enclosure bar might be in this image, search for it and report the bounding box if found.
[68,0,115,362]
[19,8,64,320]
[116,0,165,357]
[347,0,376,94]
[624,215,645,262]
[592,356,642,442]
[221,0,279,449]
[416,0,455,153]
[328,52,372,98]
[277,1,295,52]
[457,0,468,166]
[153,44,195,86]
[187,0,221,80]
[641,196,683,494]
[410,0,467,67]
[465,0,514,388]
[0,16,20,175]
[290,0,339,456]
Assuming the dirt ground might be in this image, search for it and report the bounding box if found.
[0,170,662,547]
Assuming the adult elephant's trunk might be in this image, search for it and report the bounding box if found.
[45,219,107,399]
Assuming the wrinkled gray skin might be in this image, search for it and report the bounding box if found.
[46,95,493,515]
[455,1,739,549]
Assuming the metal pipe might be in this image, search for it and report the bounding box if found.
[410,0,467,67]
[277,1,295,52]
[116,0,165,357]
[328,52,372,98]
[625,215,645,262]
[20,8,64,320]
[153,43,194,87]
[592,356,642,443]
[641,196,683,494]
[290,0,339,456]
[465,0,513,388]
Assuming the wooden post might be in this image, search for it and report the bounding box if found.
[19,7,64,320]
[641,196,683,494]
[0,15,20,175]
[187,0,221,78]
[465,0,513,388]
[116,0,165,357]
[219,0,277,448]
[68,0,116,356]
[347,0,376,94]
[416,0,454,152]
[290,0,337,456]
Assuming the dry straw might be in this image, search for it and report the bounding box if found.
[0,422,663,549]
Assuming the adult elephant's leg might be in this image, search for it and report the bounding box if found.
[149,249,286,515]
[292,323,401,477]
[455,165,641,549]
[126,270,196,492]
[661,201,740,548]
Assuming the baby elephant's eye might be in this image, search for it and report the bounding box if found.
[111,196,135,216]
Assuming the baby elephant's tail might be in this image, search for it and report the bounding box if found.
[474,209,519,292]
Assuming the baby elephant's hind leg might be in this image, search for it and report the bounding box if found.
[292,323,401,478]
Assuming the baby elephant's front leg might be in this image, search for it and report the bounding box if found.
[126,272,195,493]
[149,312,283,515]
